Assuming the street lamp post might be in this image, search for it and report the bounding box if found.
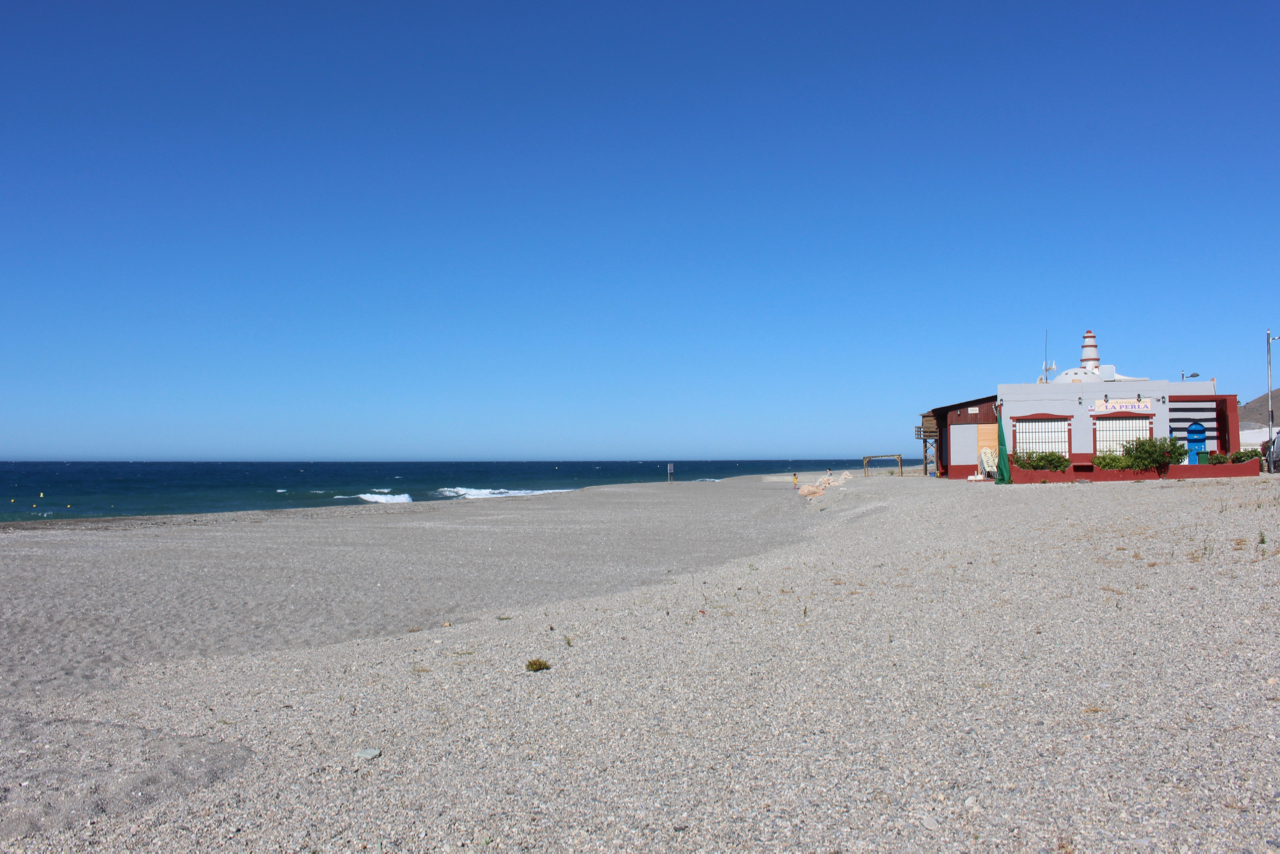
[1270,331,1280,471]
[1181,371,1199,382]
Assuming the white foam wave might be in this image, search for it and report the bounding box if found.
[434,487,571,500]
[693,478,721,482]
[277,489,287,493]
[371,488,392,493]
[334,494,414,503]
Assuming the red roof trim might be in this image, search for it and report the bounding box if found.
[1011,413,1072,421]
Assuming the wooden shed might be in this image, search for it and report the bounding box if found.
[925,395,999,479]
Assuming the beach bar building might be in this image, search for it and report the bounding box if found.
[925,395,998,480]
[926,330,1252,481]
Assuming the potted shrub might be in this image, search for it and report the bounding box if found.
[1011,451,1071,472]
[1121,437,1188,475]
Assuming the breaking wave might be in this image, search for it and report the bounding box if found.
[334,493,414,503]
[434,487,571,500]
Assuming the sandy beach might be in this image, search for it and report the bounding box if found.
[3,473,1279,851]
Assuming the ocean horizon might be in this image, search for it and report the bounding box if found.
[0,459,921,524]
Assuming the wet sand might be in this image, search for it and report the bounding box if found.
[3,473,1279,850]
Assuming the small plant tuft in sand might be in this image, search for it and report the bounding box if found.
[526,658,551,672]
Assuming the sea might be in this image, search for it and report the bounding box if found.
[0,460,920,524]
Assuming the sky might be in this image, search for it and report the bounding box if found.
[3,2,1278,461]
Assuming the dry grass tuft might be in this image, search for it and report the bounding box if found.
[526,658,551,672]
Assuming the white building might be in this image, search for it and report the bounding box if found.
[996,330,1235,463]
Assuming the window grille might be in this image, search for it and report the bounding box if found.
[1015,419,1069,455]
[1095,417,1151,454]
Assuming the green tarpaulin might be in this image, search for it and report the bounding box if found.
[996,409,1012,484]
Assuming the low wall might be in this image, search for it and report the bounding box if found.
[1166,458,1261,479]
[1009,457,1260,484]
[1079,468,1161,482]
[1009,466,1077,484]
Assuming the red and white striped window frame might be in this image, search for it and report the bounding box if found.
[1010,414,1072,456]
[1091,412,1154,455]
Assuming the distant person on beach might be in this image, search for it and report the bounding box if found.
[793,473,798,489]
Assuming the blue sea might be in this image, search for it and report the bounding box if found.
[0,460,918,523]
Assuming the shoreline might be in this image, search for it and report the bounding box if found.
[0,460,917,526]
[0,469,859,532]
[0,476,821,703]
[4,475,1280,849]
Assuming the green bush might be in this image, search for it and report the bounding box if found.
[1121,437,1188,473]
[1012,451,1071,472]
[1093,438,1188,472]
[1092,452,1130,470]
[1204,452,1230,465]
[1231,449,1262,463]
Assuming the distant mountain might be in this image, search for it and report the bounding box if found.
[1239,390,1280,427]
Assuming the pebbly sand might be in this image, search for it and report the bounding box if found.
[2,473,1279,850]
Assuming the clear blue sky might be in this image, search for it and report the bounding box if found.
[4,2,1277,460]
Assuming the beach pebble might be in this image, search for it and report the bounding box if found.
[354,748,381,761]
[922,816,940,831]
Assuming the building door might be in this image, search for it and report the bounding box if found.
[1186,422,1206,464]
[976,423,998,467]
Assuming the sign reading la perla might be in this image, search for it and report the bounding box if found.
[1093,398,1153,414]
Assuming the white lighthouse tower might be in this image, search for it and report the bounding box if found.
[1080,330,1100,372]
[1052,329,1147,382]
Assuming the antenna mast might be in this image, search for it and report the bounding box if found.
[1041,330,1056,382]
